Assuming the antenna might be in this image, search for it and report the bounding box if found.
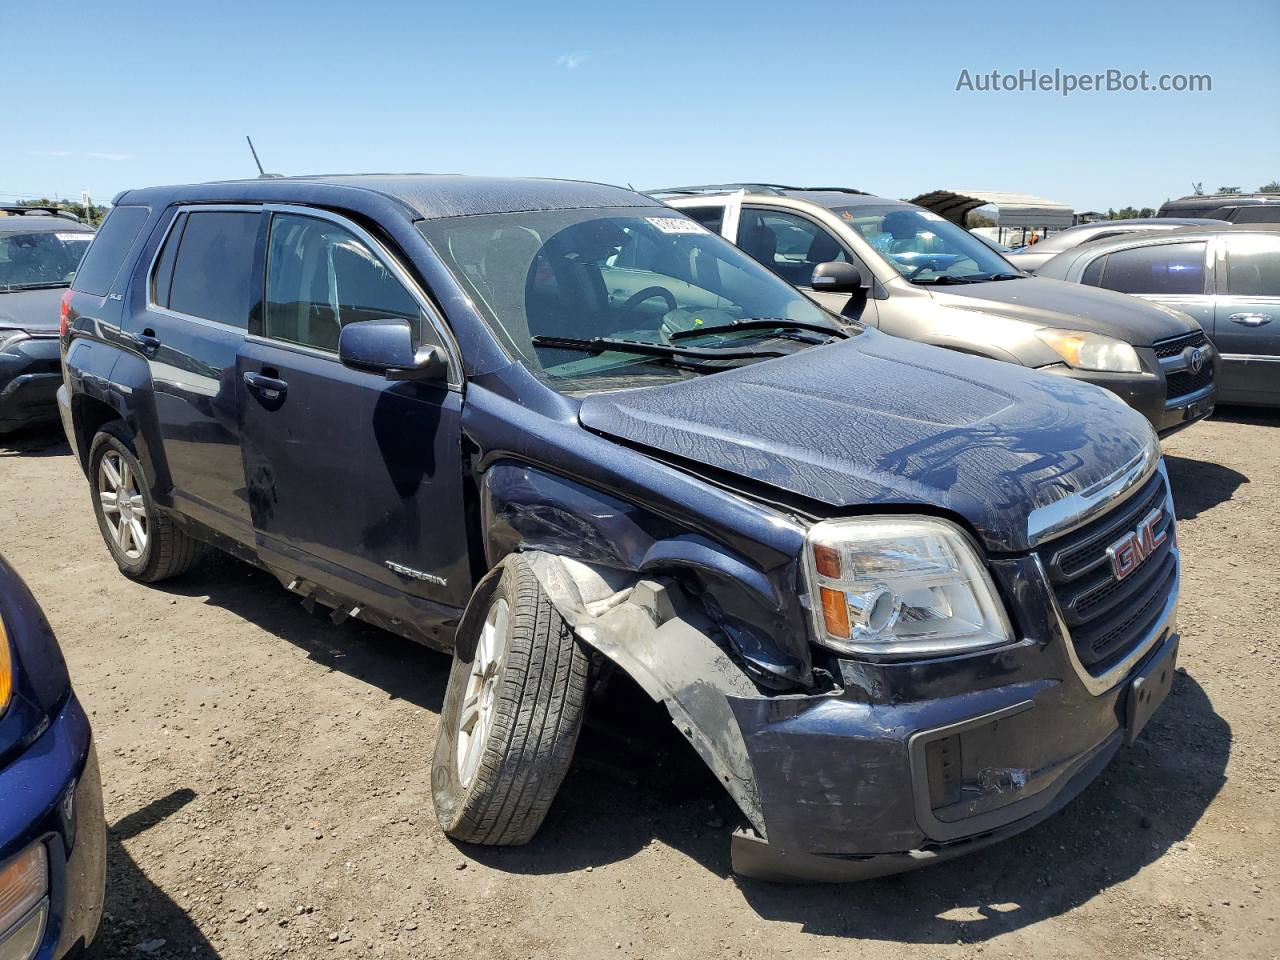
[246,135,267,177]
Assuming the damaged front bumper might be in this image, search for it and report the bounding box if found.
[525,551,1178,884]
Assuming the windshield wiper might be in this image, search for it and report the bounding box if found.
[908,275,987,286]
[531,335,788,363]
[667,317,849,342]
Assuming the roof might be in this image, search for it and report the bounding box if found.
[116,174,652,221]
[910,189,1074,229]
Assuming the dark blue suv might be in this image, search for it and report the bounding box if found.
[0,555,105,959]
[59,175,1180,881]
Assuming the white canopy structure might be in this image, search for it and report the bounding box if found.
[909,189,1074,231]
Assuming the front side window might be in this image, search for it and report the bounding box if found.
[163,211,260,327]
[0,229,93,290]
[264,213,422,352]
[1093,242,1207,295]
[738,209,847,287]
[833,204,1015,284]
[1224,234,1280,297]
[417,206,845,392]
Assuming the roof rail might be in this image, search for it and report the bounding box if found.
[646,183,797,197]
[646,183,871,198]
[0,205,81,221]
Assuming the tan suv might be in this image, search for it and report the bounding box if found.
[656,184,1218,437]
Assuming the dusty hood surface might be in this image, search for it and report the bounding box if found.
[0,287,63,335]
[931,276,1199,345]
[578,330,1154,553]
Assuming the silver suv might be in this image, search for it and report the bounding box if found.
[656,185,1217,437]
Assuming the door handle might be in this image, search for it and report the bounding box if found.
[1228,312,1273,327]
[136,331,161,352]
[243,371,289,399]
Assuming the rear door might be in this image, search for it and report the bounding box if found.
[124,205,264,540]
[1213,232,1280,402]
[237,205,472,617]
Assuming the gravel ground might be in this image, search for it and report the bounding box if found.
[1,409,1276,960]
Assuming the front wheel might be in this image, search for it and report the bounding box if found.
[432,557,590,846]
[88,427,202,582]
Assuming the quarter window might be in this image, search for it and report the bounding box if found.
[1091,242,1207,295]
[1224,235,1280,297]
[72,205,150,296]
[264,213,422,352]
[163,211,261,327]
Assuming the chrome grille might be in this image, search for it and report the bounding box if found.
[1153,330,1207,358]
[1036,470,1176,672]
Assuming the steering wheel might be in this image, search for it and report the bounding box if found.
[616,286,678,324]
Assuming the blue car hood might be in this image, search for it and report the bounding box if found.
[0,287,63,334]
[577,329,1154,553]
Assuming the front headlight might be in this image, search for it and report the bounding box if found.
[1036,328,1141,373]
[0,329,29,354]
[804,517,1014,657]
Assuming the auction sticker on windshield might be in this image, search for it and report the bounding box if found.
[646,217,708,234]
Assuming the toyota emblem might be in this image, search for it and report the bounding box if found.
[1188,346,1206,374]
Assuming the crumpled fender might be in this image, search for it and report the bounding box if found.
[516,551,768,836]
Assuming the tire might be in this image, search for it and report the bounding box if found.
[432,556,591,846]
[88,426,202,582]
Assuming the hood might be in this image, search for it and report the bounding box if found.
[578,329,1155,554]
[0,287,64,335]
[930,275,1198,345]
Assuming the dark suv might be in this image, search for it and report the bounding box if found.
[59,175,1180,882]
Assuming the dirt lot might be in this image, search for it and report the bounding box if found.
[1,410,1277,960]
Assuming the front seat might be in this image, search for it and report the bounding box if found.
[739,219,778,268]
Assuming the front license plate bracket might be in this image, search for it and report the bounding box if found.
[1125,636,1178,745]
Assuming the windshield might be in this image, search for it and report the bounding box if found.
[833,205,1019,283]
[0,229,93,290]
[418,207,846,392]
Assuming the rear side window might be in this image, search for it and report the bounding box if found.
[164,211,260,327]
[264,213,423,352]
[71,205,150,296]
[1093,242,1207,295]
[1230,206,1280,224]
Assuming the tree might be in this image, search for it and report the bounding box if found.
[1261,181,1280,194]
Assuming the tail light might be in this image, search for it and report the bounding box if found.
[59,289,73,337]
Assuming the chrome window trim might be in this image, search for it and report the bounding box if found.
[262,203,463,389]
[144,203,263,335]
[1035,459,1179,696]
[1025,436,1160,549]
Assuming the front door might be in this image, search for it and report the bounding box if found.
[123,205,264,540]
[237,207,472,621]
[1214,232,1280,403]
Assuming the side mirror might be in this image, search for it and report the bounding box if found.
[338,319,449,383]
[810,261,868,293]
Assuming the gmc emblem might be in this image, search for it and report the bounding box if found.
[1107,508,1166,581]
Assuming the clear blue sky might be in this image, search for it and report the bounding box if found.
[4,0,1277,212]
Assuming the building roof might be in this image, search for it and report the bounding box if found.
[909,189,1074,229]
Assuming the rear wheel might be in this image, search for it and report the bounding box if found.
[432,557,590,846]
[88,427,202,582]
